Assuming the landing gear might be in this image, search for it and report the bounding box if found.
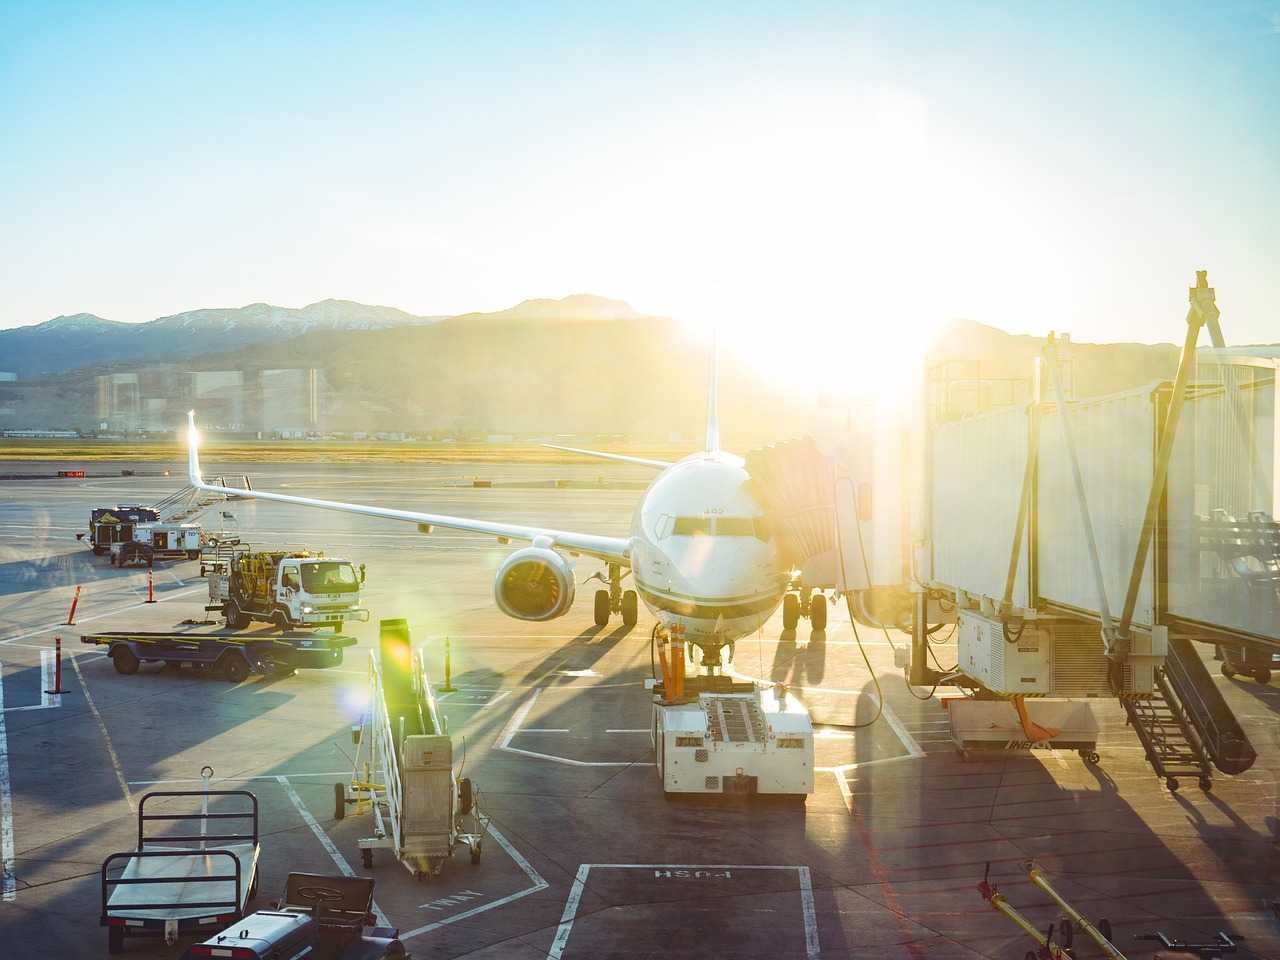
[782,594,800,630]
[593,562,637,627]
[809,593,827,631]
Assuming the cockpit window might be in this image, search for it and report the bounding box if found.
[668,516,770,540]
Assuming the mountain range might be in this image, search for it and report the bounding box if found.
[0,294,629,380]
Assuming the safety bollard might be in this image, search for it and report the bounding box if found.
[145,569,156,603]
[440,636,457,692]
[65,584,81,625]
[45,636,65,695]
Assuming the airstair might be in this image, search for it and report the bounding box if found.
[340,619,483,881]
[153,474,253,523]
[1123,637,1256,790]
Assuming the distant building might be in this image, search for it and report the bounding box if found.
[95,373,140,431]
[0,372,16,382]
[191,370,244,429]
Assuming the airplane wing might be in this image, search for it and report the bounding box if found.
[186,413,631,564]
[541,443,672,469]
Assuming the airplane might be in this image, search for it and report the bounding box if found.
[185,349,824,666]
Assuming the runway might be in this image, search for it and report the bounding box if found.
[0,459,1277,958]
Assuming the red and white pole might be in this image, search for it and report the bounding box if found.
[145,569,156,603]
[65,584,81,625]
[45,636,65,695]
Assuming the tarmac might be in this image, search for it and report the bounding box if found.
[0,459,1277,958]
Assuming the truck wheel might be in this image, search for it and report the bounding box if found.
[621,590,638,627]
[224,601,248,630]
[186,550,199,561]
[782,594,799,630]
[273,610,290,633]
[220,653,250,684]
[107,925,125,954]
[112,647,140,675]
[809,594,828,631]
[593,589,610,627]
[334,782,346,821]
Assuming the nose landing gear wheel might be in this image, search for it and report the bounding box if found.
[809,594,827,631]
[621,589,638,626]
[593,589,610,626]
[782,594,799,630]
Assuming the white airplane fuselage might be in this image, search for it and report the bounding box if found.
[627,450,785,644]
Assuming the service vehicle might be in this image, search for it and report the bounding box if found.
[82,630,357,681]
[100,787,261,954]
[80,505,160,555]
[110,522,204,566]
[182,872,405,959]
[208,549,370,632]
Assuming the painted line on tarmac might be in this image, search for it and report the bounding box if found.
[0,584,207,646]
[498,689,653,767]
[276,775,391,928]
[70,654,134,812]
[399,823,549,941]
[549,864,820,960]
[129,771,349,785]
[0,662,15,901]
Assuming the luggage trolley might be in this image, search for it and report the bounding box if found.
[101,771,260,954]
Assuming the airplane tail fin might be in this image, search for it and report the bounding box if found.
[705,329,720,454]
[186,410,204,486]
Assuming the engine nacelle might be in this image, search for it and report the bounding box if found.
[494,546,577,621]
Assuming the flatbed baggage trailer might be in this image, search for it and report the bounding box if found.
[101,789,260,954]
[82,631,357,682]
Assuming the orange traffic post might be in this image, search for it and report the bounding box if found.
[65,584,81,625]
[145,569,157,603]
[45,636,65,695]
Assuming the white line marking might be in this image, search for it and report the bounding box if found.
[399,824,549,941]
[0,584,206,646]
[276,775,390,928]
[0,662,15,901]
[798,865,819,959]
[129,771,350,785]
[549,863,591,960]
[498,690,653,767]
[40,649,62,708]
[605,729,648,733]
[69,654,134,812]
[520,728,570,733]
[549,864,819,959]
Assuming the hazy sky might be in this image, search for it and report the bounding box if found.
[2,1,1278,355]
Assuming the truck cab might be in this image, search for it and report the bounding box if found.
[212,550,371,632]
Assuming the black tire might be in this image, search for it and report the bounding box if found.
[273,609,290,633]
[224,600,248,631]
[593,589,610,627]
[782,594,799,630]
[361,847,373,869]
[1222,662,1237,679]
[1255,668,1272,685]
[458,778,474,816]
[470,843,481,865]
[221,653,250,684]
[107,924,125,954]
[112,646,140,675]
[809,594,827,631]
[334,782,346,821]
[1167,777,1179,792]
[1199,776,1213,792]
[186,550,199,561]
[621,589,638,627]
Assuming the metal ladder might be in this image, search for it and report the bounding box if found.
[1123,669,1212,791]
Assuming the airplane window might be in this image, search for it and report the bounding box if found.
[672,517,711,536]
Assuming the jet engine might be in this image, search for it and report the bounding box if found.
[494,547,576,621]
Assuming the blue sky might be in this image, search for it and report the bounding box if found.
[1,1,1277,355]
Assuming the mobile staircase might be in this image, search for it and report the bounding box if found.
[337,618,483,882]
[153,474,252,524]
[1124,636,1257,791]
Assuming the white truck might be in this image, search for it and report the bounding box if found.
[208,549,371,632]
[109,522,204,566]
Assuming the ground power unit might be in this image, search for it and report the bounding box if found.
[957,610,1163,697]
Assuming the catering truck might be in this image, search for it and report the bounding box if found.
[209,549,370,632]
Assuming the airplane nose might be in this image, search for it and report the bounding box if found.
[669,537,759,596]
